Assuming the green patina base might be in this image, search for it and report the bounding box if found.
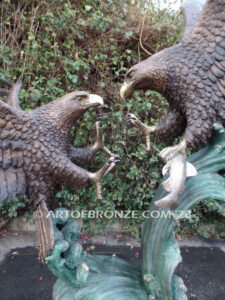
[46,123,225,300]
[46,209,148,300]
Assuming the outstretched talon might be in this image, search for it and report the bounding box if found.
[88,155,121,200]
[91,119,114,157]
[126,113,155,151]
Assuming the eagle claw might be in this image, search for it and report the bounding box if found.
[126,113,155,151]
[91,120,113,157]
[108,155,121,165]
[88,155,120,200]
[126,113,137,124]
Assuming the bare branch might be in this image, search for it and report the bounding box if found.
[139,11,154,57]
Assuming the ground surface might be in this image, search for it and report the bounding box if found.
[0,239,224,300]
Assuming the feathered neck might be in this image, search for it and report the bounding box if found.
[34,100,86,137]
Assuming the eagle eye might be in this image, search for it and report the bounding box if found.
[76,95,86,101]
[126,69,134,79]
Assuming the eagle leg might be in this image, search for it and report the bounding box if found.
[69,119,120,200]
[69,147,95,168]
[127,109,186,151]
[126,113,156,151]
[55,156,120,201]
[69,120,114,168]
[88,155,120,200]
[91,119,114,156]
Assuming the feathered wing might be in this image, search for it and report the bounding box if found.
[0,88,54,261]
[0,168,26,204]
[0,99,26,203]
[0,98,18,119]
[183,0,225,125]
[181,0,206,40]
[185,0,225,52]
[34,199,55,262]
[0,79,22,110]
[6,81,22,109]
[191,0,225,100]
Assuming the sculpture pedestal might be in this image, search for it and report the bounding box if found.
[47,124,225,300]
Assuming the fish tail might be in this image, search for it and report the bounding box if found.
[154,194,178,209]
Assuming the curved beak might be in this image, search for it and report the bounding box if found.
[88,94,104,106]
[120,81,134,100]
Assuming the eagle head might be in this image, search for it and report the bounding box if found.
[40,91,104,131]
[120,51,166,99]
[58,91,104,110]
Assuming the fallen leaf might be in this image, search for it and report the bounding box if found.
[135,252,140,258]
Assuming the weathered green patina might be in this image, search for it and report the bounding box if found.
[46,123,225,300]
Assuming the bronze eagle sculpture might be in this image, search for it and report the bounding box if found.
[0,78,120,259]
[120,0,225,208]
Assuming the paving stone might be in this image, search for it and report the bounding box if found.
[0,244,224,300]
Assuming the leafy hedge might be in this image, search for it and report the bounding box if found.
[1,0,224,237]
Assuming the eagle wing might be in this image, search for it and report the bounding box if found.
[0,94,27,204]
[0,98,18,118]
[181,0,206,40]
[0,78,22,110]
[0,168,26,204]
[185,0,225,99]
[184,0,225,53]
[0,78,56,260]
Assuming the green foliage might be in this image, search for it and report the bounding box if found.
[1,0,223,237]
[0,197,28,218]
[180,200,225,239]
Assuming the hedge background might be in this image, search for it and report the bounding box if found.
[0,0,224,238]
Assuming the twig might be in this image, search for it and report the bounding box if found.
[139,10,154,57]
[138,41,141,63]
